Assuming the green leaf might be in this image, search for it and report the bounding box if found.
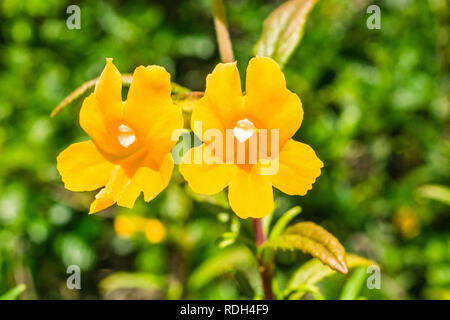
[232,270,255,299]
[269,206,302,241]
[289,284,325,300]
[188,246,255,290]
[264,221,348,274]
[171,82,192,94]
[424,288,450,300]
[217,215,241,248]
[172,91,203,116]
[254,0,319,67]
[286,254,377,299]
[416,184,450,206]
[0,284,26,300]
[99,272,165,295]
[262,211,274,237]
[339,267,367,300]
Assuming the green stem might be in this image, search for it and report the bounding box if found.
[212,0,234,63]
[252,218,274,300]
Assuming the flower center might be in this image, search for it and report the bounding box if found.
[117,124,136,148]
[233,118,255,143]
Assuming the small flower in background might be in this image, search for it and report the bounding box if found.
[114,215,166,244]
[57,59,183,214]
[144,219,166,244]
[113,215,137,238]
[393,206,421,239]
[180,57,323,219]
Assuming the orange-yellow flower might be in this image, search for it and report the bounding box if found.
[114,215,138,238]
[180,57,323,219]
[57,59,183,214]
[144,218,166,243]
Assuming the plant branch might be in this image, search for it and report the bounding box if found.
[50,74,133,117]
[51,76,202,117]
[212,0,234,63]
[252,218,274,300]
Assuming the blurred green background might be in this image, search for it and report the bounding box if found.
[0,0,448,299]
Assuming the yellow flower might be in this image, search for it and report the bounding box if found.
[393,206,420,239]
[113,215,165,243]
[144,218,166,243]
[57,59,183,214]
[180,57,323,219]
[114,215,137,238]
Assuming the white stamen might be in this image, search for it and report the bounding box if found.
[118,124,132,133]
[233,118,255,143]
[118,134,135,148]
[117,124,136,148]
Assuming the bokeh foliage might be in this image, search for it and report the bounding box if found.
[0,0,448,299]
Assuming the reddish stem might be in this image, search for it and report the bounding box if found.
[252,218,274,300]
[252,218,266,246]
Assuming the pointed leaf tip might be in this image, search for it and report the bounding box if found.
[254,0,320,67]
[263,221,348,274]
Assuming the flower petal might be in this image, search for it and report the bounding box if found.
[228,165,274,219]
[79,94,124,156]
[179,144,235,195]
[123,65,173,136]
[89,153,174,214]
[192,62,243,139]
[271,139,323,196]
[125,153,174,204]
[79,59,124,155]
[89,166,126,214]
[57,140,114,192]
[123,65,183,167]
[94,58,123,122]
[244,56,303,146]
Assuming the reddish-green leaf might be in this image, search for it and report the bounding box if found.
[254,0,319,67]
[263,221,348,274]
